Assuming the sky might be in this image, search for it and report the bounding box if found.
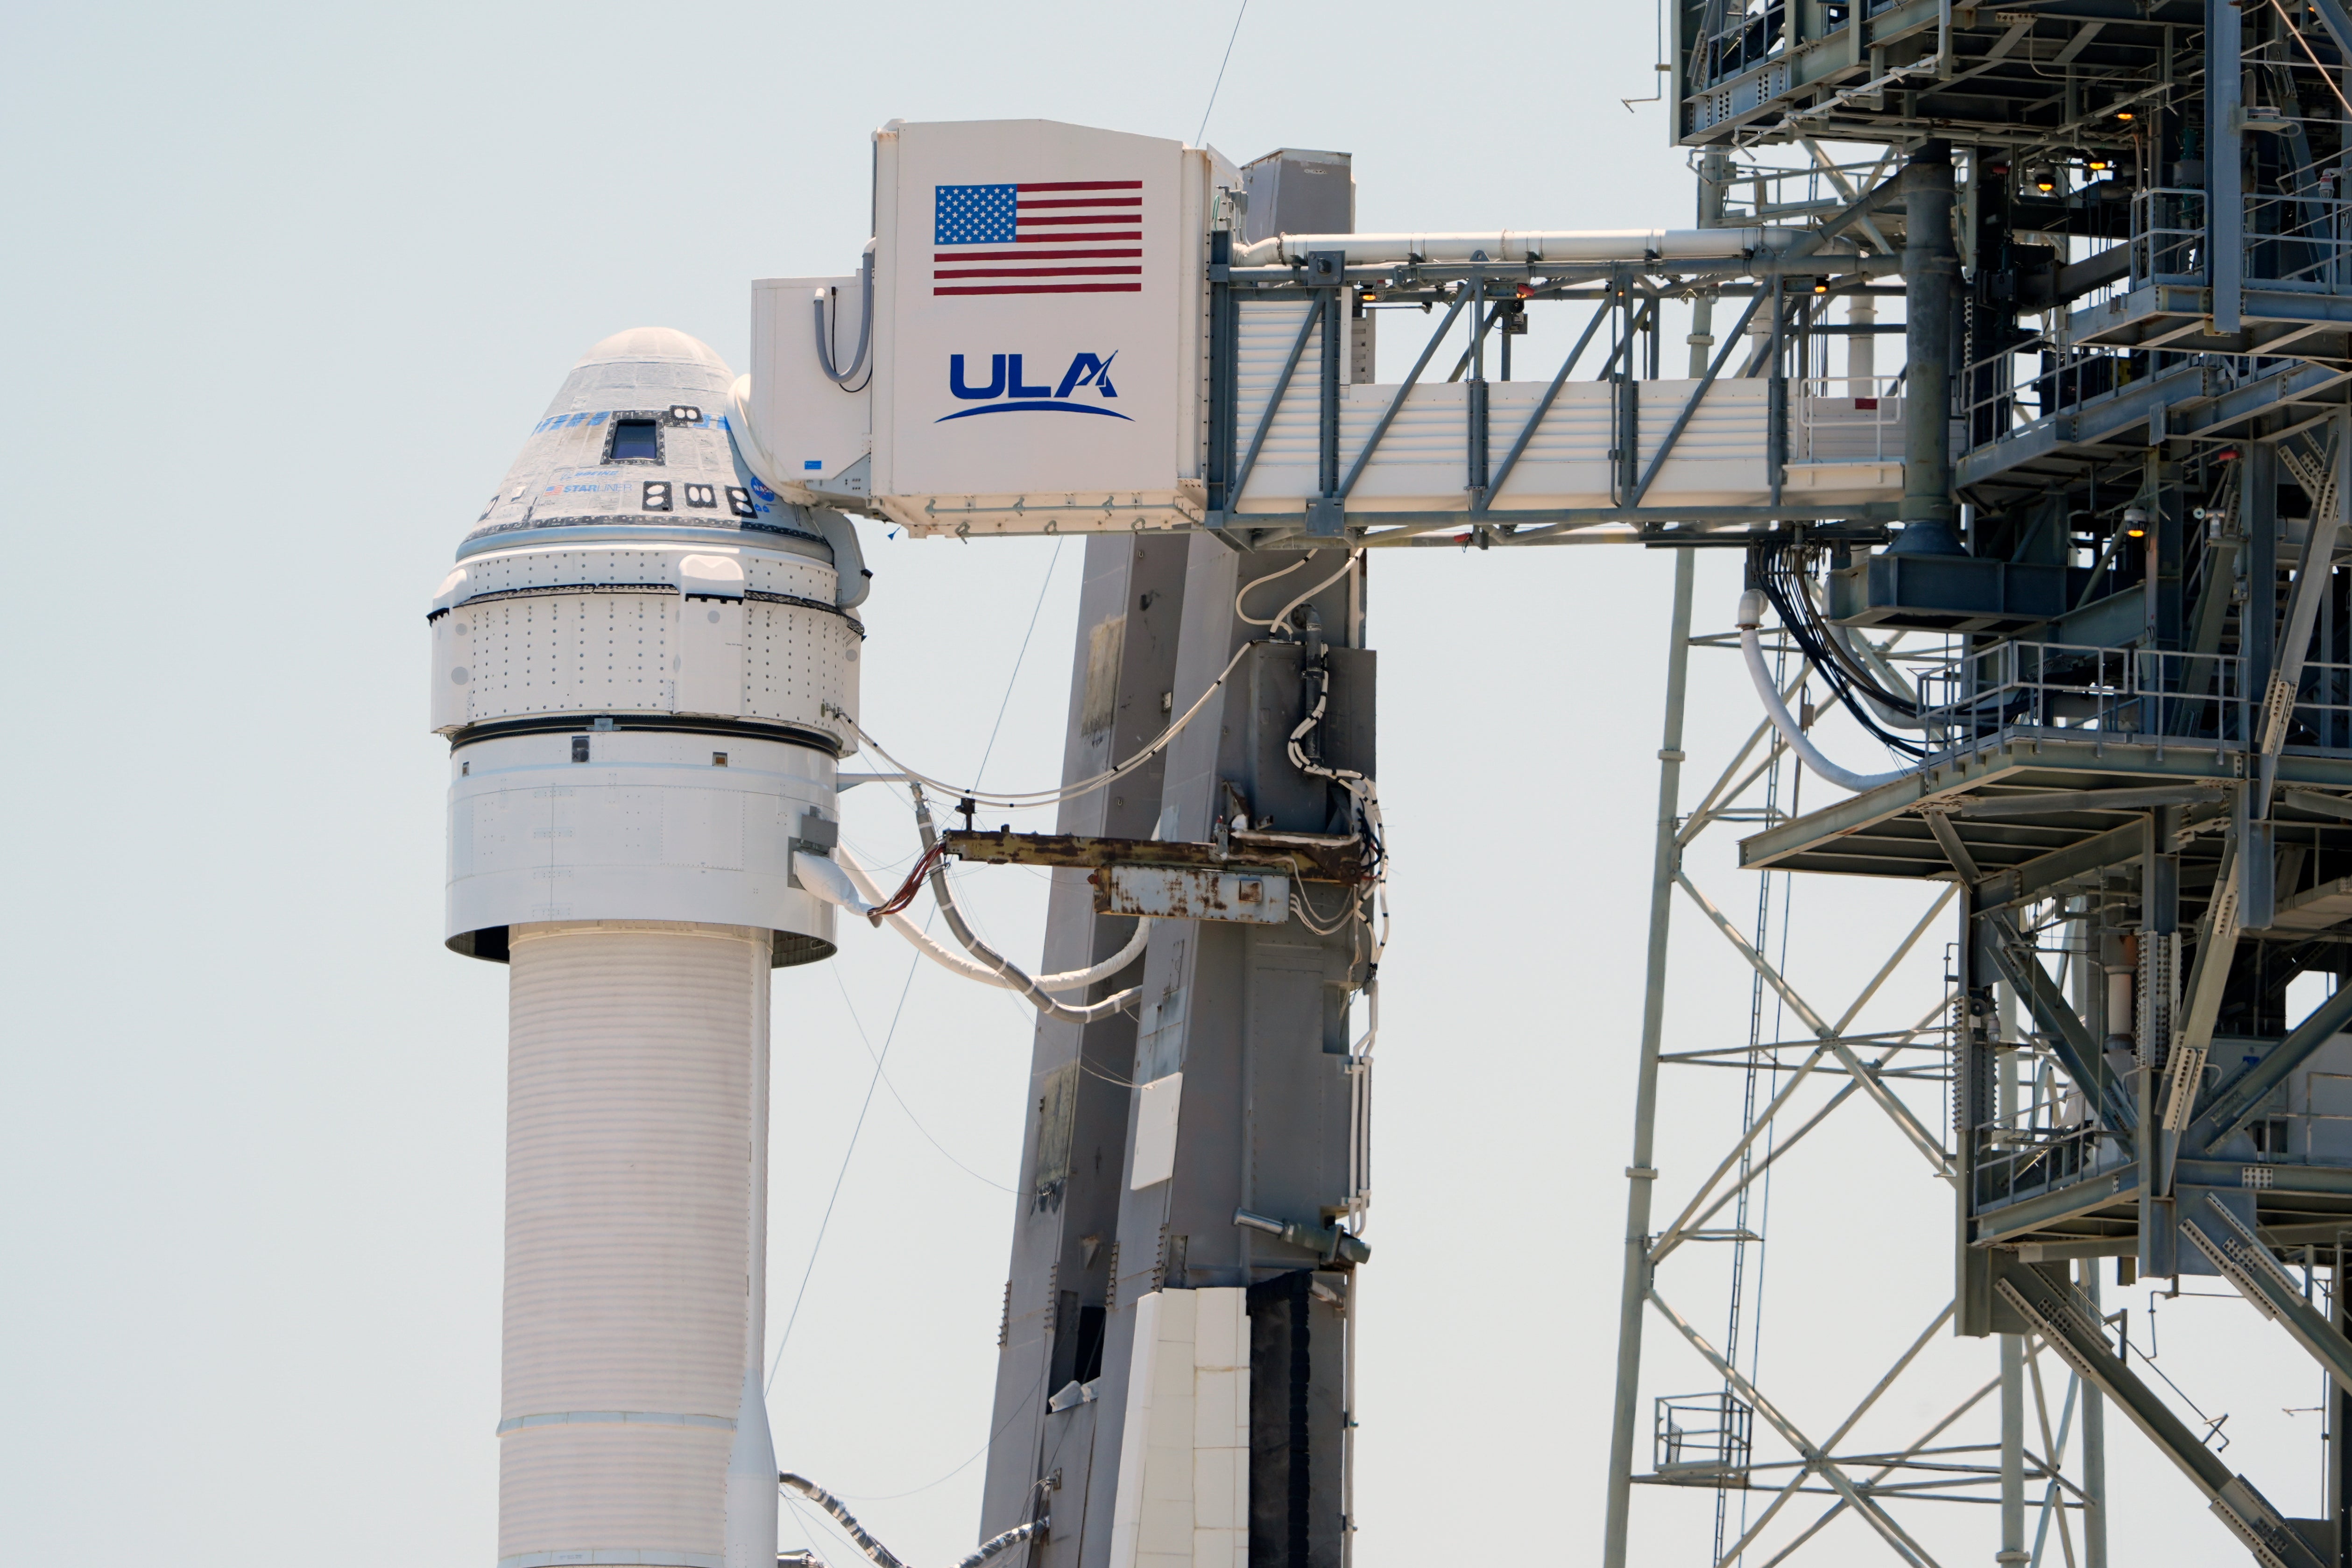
[0,3,2331,1566]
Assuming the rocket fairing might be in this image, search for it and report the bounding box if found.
[431,327,867,1568]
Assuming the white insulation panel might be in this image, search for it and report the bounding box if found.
[1105,1288,1250,1568]
[498,921,769,1568]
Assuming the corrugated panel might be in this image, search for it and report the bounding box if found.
[1232,299,1327,498]
[1227,371,1902,512]
[499,922,765,1563]
[500,1423,731,1561]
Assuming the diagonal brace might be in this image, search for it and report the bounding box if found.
[2190,981,2352,1152]
[1992,1254,2326,1568]
[1229,300,1322,507]
[2182,1194,2352,1399]
[1336,290,1470,503]
[1630,291,1767,507]
[1650,1286,1944,1568]
[1482,297,1617,509]
[1677,871,1951,1176]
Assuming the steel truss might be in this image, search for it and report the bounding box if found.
[1200,233,1906,555]
[1601,567,2114,1568]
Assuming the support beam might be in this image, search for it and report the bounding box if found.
[1601,548,1696,1568]
[2187,981,2352,1152]
[1992,1255,2327,1568]
[1978,920,2120,1129]
[2182,1194,2352,1400]
[1677,871,1953,1175]
[1902,141,1958,531]
[1650,1287,1945,1568]
[2210,0,2245,335]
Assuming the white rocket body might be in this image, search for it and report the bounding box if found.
[433,327,862,1568]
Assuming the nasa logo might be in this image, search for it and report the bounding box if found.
[939,352,1130,421]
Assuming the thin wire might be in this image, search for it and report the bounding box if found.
[780,1492,836,1565]
[831,963,1015,1194]
[833,1378,1044,1502]
[844,633,1258,810]
[766,540,1067,1392]
[1195,0,1250,148]
[767,939,925,1395]
[973,536,1065,791]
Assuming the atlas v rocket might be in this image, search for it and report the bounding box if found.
[430,327,870,1568]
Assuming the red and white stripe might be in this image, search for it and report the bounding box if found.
[934,180,1144,297]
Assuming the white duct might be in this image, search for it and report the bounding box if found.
[1228,226,1857,267]
[1736,589,1913,794]
[502,921,776,1568]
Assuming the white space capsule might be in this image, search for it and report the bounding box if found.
[430,327,869,1568]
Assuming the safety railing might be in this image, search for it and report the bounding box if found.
[2248,182,2352,292]
[1688,0,1788,92]
[1973,1121,2130,1211]
[1914,642,2250,752]
[2130,187,2208,289]
[1959,331,2141,450]
[1796,375,1902,462]
[2131,182,2352,295]
[1654,1391,1754,1477]
[2289,659,2352,752]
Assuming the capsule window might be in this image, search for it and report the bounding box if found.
[608,418,661,462]
[712,751,729,767]
[571,736,590,763]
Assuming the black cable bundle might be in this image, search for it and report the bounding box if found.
[1745,539,1930,760]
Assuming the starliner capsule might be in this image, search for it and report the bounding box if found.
[429,326,870,1568]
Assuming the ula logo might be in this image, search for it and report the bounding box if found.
[939,352,1129,421]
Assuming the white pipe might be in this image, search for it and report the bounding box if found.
[1035,918,1153,993]
[793,849,879,918]
[833,845,1152,996]
[1229,226,1858,268]
[833,846,1005,987]
[1737,590,1914,793]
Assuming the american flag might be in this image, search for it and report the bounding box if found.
[932,180,1143,297]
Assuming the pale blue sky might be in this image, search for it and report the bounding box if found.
[0,5,2310,1565]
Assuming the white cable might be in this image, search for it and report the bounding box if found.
[828,634,1259,810]
[912,795,1141,1024]
[1234,558,1306,625]
[1246,550,1361,632]
[833,847,1150,994]
[1737,589,1914,793]
[834,847,1010,989]
[1033,916,1153,993]
[1804,576,1924,731]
